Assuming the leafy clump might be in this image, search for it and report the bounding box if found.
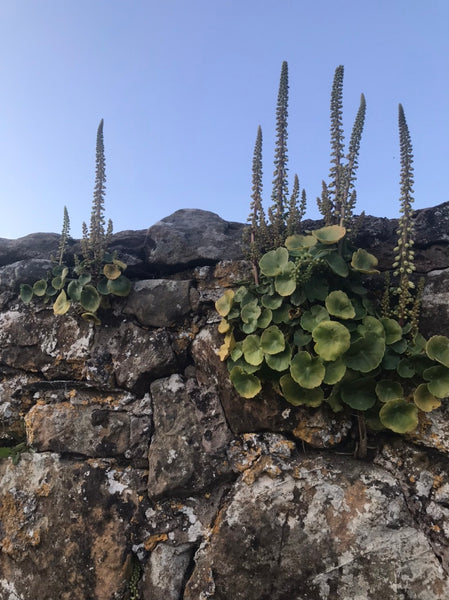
[217,64,448,443]
[19,120,131,324]
[217,227,447,434]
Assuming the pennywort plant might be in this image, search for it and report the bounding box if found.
[216,65,449,438]
[20,120,131,324]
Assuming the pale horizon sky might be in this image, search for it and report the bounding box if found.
[0,0,448,239]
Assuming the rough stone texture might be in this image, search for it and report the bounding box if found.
[0,453,146,600]
[1,206,449,599]
[420,267,449,336]
[144,209,245,269]
[148,375,233,497]
[125,279,198,327]
[185,453,449,600]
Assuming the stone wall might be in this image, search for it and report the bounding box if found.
[1,206,449,599]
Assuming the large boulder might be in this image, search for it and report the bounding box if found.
[144,209,245,270]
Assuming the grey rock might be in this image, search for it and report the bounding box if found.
[185,453,449,600]
[147,375,233,497]
[124,279,195,327]
[0,233,60,266]
[420,267,449,336]
[141,543,195,600]
[144,209,245,269]
[0,453,146,600]
[88,322,177,393]
[0,258,52,292]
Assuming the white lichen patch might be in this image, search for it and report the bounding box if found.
[0,578,25,600]
[106,468,132,498]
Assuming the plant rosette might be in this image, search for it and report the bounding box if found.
[216,226,449,434]
[20,252,131,325]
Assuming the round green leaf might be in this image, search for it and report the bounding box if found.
[230,342,243,361]
[325,290,355,320]
[379,399,418,433]
[103,263,122,280]
[272,304,291,324]
[280,374,324,407]
[230,367,262,398]
[53,290,71,315]
[341,378,377,410]
[261,294,283,310]
[242,320,258,334]
[290,351,325,389]
[344,333,385,373]
[351,248,380,274]
[285,234,316,254]
[426,335,449,368]
[293,330,312,348]
[112,258,127,271]
[32,279,47,297]
[227,356,259,374]
[423,365,449,398]
[67,280,83,302]
[242,335,264,366]
[312,225,346,245]
[323,358,346,385]
[51,275,66,290]
[312,320,351,361]
[358,316,385,339]
[46,285,58,297]
[265,343,292,372]
[375,380,403,403]
[260,325,285,355]
[80,285,101,313]
[381,318,403,345]
[414,383,441,412]
[259,247,289,277]
[241,300,261,323]
[300,305,329,332]
[397,358,415,378]
[257,308,272,329]
[325,252,349,277]
[381,350,401,371]
[107,275,132,297]
[275,263,297,296]
[81,312,102,326]
[215,289,235,317]
[19,284,34,304]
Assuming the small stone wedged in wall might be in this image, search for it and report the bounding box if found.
[148,374,234,498]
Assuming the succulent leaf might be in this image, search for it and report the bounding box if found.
[53,290,71,315]
[290,351,325,389]
[280,374,324,406]
[215,290,235,317]
[375,380,403,403]
[426,335,449,368]
[265,343,292,371]
[312,320,351,361]
[259,247,289,276]
[379,399,418,433]
[423,365,449,398]
[260,325,285,355]
[351,248,380,274]
[325,290,355,319]
[341,378,377,410]
[323,358,346,385]
[242,335,264,366]
[414,383,441,412]
[325,252,349,277]
[344,332,385,373]
[80,285,101,313]
[107,275,132,297]
[32,280,47,297]
[312,225,346,244]
[381,318,403,344]
[230,367,262,398]
[19,284,34,304]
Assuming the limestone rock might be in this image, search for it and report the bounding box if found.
[0,306,94,379]
[124,279,198,327]
[0,453,146,600]
[185,453,449,600]
[144,209,245,270]
[420,268,449,336]
[0,233,60,266]
[147,375,233,497]
[88,322,177,393]
[23,385,151,465]
[0,258,52,293]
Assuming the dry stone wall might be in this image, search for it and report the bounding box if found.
[1,206,449,599]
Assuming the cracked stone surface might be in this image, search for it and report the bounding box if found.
[1,207,449,599]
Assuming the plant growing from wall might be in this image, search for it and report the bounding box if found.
[317,66,366,229]
[218,65,449,447]
[19,120,131,324]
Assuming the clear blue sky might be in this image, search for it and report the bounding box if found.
[0,0,447,238]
